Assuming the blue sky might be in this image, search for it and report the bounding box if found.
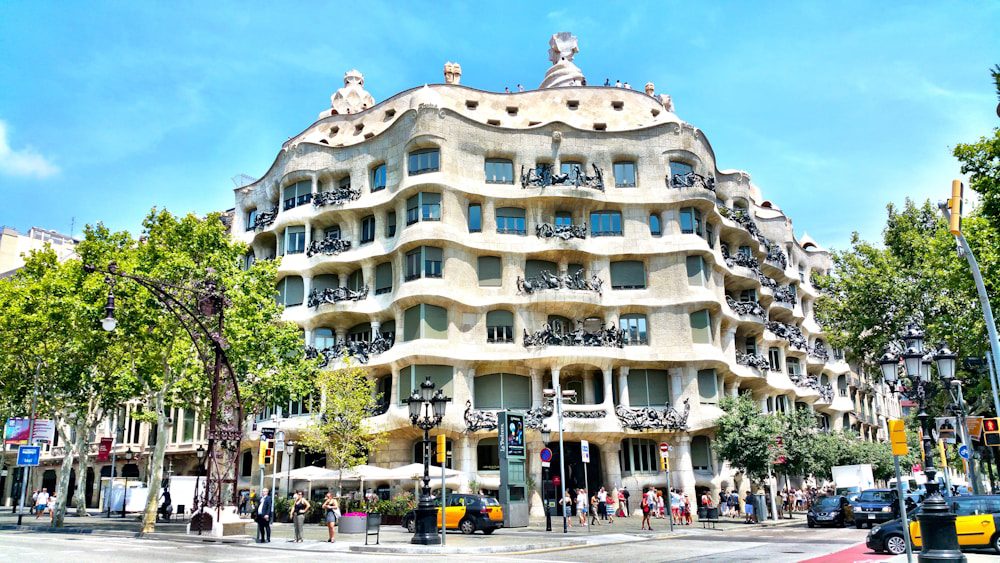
[0,1,997,249]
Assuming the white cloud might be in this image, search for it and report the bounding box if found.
[0,120,59,178]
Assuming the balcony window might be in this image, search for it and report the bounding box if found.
[403,304,448,341]
[477,256,502,287]
[314,328,335,349]
[324,225,341,240]
[787,357,802,376]
[744,336,757,355]
[496,207,526,235]
[245,208,257,232]
[610,260,646,289]
[686,255,708,286]
[375,262,393,295]
[283,180,312,210]
[690,309,712,343]
[484,159,514,184]
[406,192,441,225]
[486,310,515,343]
[649,213,662,236]
[347,269,364,292]
[348,322,371,343]
[620,438,659,473]
[360,215,376,243]
[404,246,443,281]
[386,211,397,237]
[768,347,782,372]
[691,436,713,471]
[525,259,557,280]
[613,161,637,187]
[740,289,757,302]
[627,369,669,407]
[284,226,306,255]
[669,161,694,178]
[706,223,715,248]
[738,245,752,259]
[547,315,571,336]
[397,364,453,404]
[555,211,572,227]
[697,368,718,404]
[591,210,623,236]
[276,276,304,307]
[477,437,500,471]
[380,320,396,343]
[468,203,482,232]
[371,163,387,191]
[242,252,255,271]
[679,207,704,236]
[560,161,583,184]
[408,148,440,175]
[619,314,648,345]
[475,373,531,410]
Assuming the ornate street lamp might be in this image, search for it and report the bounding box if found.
[404,377,451,545]
[84,262,243,528]
[880,322,963,562]
[121,447,135,518]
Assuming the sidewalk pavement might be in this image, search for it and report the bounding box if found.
[0,509,802,555]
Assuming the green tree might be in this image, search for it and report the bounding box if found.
[714,393,783,483]
[299,357,386,495]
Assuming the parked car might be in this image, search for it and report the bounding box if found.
[807,495,855,528]
[867,508,920,556]
[909,495,1000,553]
[401,494,504,535]
[853,489,916,528]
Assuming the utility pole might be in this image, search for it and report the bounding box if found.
[16,364,39,523]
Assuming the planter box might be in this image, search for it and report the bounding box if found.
[338,514,367,534]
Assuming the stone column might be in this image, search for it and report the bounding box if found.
[338,273,348,288]
[527,443,544,517]
[458,435,473,493]
[388,368,399,405]
[302,275,313,305]
[371,320,381,341]
[617,367,630,407]
[601,368,613,408]
[310,173,319,195]
[335,328,347,345]
[673,435,696,500]
[530,369,543,408]
[582,371,595,404]
[304,328,314,347]
[363,264,375,290]
[723,326,737,359]
[304,219,312,250]
[603,443,622,490]
[759,395,768,413]
[551,367,561,390]
[669,368,685,405]
[462,367,476,410]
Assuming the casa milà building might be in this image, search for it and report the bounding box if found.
[231,33,900,506]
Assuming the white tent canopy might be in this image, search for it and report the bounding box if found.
[378,463,463,481]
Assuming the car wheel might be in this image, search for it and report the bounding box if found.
[992,532,1000,554]
[405,517,415,533]
[885,534,907,556]
[807,521,815,528]
[459,518,476,535]
[483,528,496,535]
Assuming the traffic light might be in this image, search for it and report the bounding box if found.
[949,180,964,235]
[984,418,1000,446]
[259,439,274,466]
[436,434,446,464]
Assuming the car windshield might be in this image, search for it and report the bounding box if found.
[480,497,500,506]
[858,491,893,502]
[816,497,841,509]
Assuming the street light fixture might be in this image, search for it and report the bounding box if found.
[121,447,135,518]
[404,376,450,545]
[880,322,964,562]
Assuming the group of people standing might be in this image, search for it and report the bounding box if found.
[559,486,631,527]
[30,487,56,521]
[639,487,693,530]
[249,487,340,544]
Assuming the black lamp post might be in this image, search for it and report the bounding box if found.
[193,445,206,535]
[540,424,552,532]
[405,377,450,545]
[879,322,965,563]
[121,447,134,518]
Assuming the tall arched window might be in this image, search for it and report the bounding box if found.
[241,450,253,477]
[691,436,712,471]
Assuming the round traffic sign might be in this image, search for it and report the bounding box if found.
[540,447,553,463]
[958,444,970,460]
[659,442,671,453]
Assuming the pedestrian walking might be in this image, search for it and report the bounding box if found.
[576,489,588,526]
[322,492,339,542]
[597,487,607,521]
[617,488,626,517]
[744,490,755,524]
[730,490,740,518]
[640,487,653,530]
[30,489,38,515]
[589,493,600,526]
[290,490,308,542]
[47,489,57,522]
[683,494,693,525]
[34,488,49,519]
[622,486,630,516]
[669,489,681,524]
[607,487,618,523]
[255,488,272,543]
[559,490,573,527]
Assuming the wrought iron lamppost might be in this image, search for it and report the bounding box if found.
[193,445,206,535]
[85,262,244,529]
[879,322,964,563]
[121,447,134,518]
[404,377,450,545]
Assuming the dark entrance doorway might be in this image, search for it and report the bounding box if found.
[545,441,603,495]
[42,470,57,493]
[66,469,77,506]
[85,468,95,507]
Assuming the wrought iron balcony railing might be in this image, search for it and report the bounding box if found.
[516,269,603,295]
[764,240,789,270]
[308,285,369,308]
[765,321,809,350]
[736,351,770,371]
[305,334,394,366]
[306,237,352,257]
[773,285,796,304]
[535,222,587,240]
[726,296,766,319]
[615,398,691,431]
[520,163,605,191]
[668,171,716,191]
[523,321,625,348]
[252,207,278,230]
[809,345,830,363]
[313,185,362,208]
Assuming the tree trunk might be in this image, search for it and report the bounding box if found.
[53,419,77,527]
[141,387,171,533]
[72,414,91,516]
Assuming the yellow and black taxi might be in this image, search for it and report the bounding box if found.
[909,495,1000,553]
[402,494,504,535]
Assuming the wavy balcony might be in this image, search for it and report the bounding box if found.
[516,270,603,295]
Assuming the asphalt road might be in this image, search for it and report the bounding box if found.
[0,522,872,563]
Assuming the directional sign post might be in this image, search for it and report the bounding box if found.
[540,448,553,532]
[659,442,673,532]
[581,440,590,534]
[959,444,971,461]
[16,445,40,467]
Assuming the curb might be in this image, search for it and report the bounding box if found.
[347,540,584,555]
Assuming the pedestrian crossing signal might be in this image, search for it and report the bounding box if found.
[984,418,1000,446]
[259,439,274,466]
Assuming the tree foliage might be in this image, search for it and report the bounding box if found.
[714,393,784,482]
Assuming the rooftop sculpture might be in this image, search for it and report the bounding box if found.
[443,61,462,85]
[539,32,585,89]
[330,69,375,115]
